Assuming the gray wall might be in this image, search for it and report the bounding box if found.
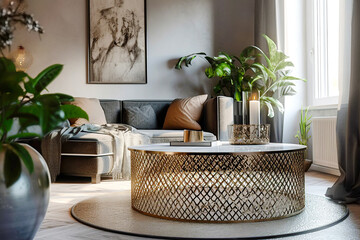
[12,0,254,100]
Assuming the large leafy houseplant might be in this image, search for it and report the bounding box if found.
[175,34,305,118]
[175,50,257,102]
[0,59,88,187]
[0,1,88,187]
[251,35,305,117]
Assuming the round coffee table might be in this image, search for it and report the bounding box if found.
[129,143,306,222]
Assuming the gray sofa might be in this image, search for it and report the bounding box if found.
[60,97,234,183]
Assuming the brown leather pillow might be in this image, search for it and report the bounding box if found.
[66,97,107,126]
[163,94,208,130]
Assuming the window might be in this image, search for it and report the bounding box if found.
[307,0,343,106]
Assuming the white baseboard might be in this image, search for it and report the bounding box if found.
[309,164,340,176]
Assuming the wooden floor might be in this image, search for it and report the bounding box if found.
[35,171,360,240]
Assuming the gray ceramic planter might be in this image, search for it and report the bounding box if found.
[0,144,50,240]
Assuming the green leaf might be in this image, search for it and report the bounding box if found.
[8,143,34,174]
[252,63,276,84]
[281,76,307,82]
[32,64,63,94]
[16,106,41,131]
[214,52,232,62]
[295,106,312,145]
[174,52,206,70]
[205,67,214,78]
[1,118,13,135]
[61,104,89,120]
[232,55,243,64]
[0,72,26,104]
[3,146,22,188]
[272,98,284,113]
[7,133,41,141]
[275,60,294,72]
[238,67,245,76]
[281,86,297,96]
[218,63,231,76]
[42,93,74,103]
[261,96,284,115]
[263,34,278,62]
[213,83,222,94]
[271,81,296,93]
[250,74,264,87]
[185,55,196,67]
[263,101,274,118]
[267,97,284,113]
[204,56,215,65]
[237,74,244,87]
[252,63,268,80]
[0,57,16,73]
[264,68,276,82]
[214,67,224,77]
[242,81,252,92]
[18,105,40,117]
[24,74,36,94]
[175,56,186,70]
[36,95,65,134]
[218,52,232,60]
[234,89,241,102]
[272,52,288,69]
[239,46,258,63]
[246,45,272,67]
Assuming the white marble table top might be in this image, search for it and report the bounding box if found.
[129,142,306,154]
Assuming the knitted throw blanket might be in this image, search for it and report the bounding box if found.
[41,124,150,182]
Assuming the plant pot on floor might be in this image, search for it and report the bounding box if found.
[0,144,50,240]
[304,159,313,172]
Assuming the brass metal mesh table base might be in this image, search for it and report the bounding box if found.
[130,145,305,222]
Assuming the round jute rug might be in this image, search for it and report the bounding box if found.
[71,191,348,239]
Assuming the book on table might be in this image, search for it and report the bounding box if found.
[170,141,222,147]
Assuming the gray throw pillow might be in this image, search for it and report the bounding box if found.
[124,105,157,129]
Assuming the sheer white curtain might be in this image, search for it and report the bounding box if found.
[255,0,285,143]
[326,0,360,203]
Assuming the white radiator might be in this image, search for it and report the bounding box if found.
[312,117,339,172]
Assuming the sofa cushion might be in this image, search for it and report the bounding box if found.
[62,132,113,155]
[163,94,208,130]
[99,100,121,123]
[138,130,216,143]
[124,105,157,129]
[122,101,171,129]
[66,97,107,126]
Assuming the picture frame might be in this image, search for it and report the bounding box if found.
[87,0,147,84]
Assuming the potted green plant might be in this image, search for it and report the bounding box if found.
[175,34,305,118]
[295,107,312,171]
[175,51,256,102]
[175,50,259,124]
[250,35,306,118]
[0,2,88,239]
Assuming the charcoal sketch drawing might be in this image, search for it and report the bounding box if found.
[89,0,145,83]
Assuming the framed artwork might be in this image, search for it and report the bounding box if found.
[88,0,147,84]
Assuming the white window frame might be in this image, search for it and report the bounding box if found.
[306,0,341,107]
